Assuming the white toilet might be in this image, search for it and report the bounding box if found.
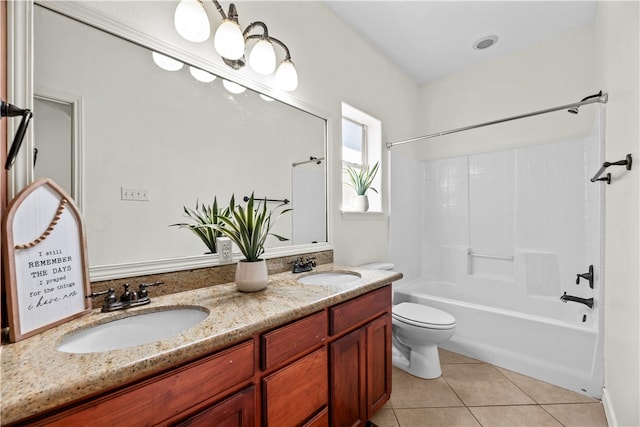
[361,262,457,379]
[392,302,456,379]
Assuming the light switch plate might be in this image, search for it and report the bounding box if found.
[121,187,149,201]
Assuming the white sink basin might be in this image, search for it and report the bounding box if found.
[298,271,361,285]
[57,307,209,354]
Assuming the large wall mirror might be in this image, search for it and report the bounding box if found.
[11,2,329,280]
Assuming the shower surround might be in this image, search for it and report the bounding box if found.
[390,126,604,397]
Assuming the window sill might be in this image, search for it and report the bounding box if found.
[340,210,387,219]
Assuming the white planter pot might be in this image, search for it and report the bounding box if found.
[352,195,369,212]
[235,259,268,292]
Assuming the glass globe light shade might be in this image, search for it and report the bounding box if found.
[174,0,210,43]
[189,66,216,83]
[152,52,184,71]
[222,79,246,94]
[214,20,245,60]
[249,39,276,75]
[275,59,298,91]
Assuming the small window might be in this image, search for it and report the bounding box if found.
[341,103,382,212]
[342,117,366,167]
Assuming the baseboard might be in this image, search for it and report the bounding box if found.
[602,387,617,427]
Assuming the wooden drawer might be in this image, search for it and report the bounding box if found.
[329,286,391,336]
[263,347,328,426]
[174,386,256,427]
[261,311,327,371]
[34,340,255,426]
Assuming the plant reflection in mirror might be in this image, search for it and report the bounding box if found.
[170,197,228,254]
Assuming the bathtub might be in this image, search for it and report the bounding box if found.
[394,280,604,398]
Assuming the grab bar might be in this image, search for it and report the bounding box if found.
[591,154,632,184]
[292,156,325,167]
[467,249,514,261]
[243,196,290,204]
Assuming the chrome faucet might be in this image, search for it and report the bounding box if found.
[290,257,316,273]
[87,281,164,312]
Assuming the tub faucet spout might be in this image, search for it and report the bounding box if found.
[560,292,594,309]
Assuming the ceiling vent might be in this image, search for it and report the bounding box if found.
[473,35,499,50]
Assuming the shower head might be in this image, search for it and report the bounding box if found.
[567,91,603,115]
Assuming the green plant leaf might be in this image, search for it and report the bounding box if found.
[169,196,226,253]
[208,193,291,262]
[344,161,379,195]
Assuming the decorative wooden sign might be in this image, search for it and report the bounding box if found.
[2,178,91,342]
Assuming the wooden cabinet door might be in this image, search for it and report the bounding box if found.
[174,386,255,427]
[263,347,328,427]
[330,328,366,427]
[366,314,392,418]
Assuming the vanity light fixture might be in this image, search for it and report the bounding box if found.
[275,58,298,91]
[174,0,211,42]
[173,0,298,91]
[213,3,245,60]
[249,32,276,75]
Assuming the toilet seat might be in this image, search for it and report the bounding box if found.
[393,302,456,330]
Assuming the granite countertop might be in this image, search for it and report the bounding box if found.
[0,263,402,424]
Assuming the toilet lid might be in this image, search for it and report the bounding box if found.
[393,302,456,329]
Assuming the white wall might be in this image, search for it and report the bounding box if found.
[595,2,640,426]
[415,24,597,160]
[71,1,420,267]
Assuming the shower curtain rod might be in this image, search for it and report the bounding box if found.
[386,91,608,149]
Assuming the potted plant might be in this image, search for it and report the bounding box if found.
[212,193,291,292]
[170,197,228,254]
[345,161,379,212]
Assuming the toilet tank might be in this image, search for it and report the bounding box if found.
[360,262,395,271]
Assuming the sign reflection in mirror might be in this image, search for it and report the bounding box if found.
[32,5,327,279]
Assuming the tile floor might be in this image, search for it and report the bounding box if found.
[370,349,608,427]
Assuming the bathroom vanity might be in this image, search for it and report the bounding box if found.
[0,265,401,426]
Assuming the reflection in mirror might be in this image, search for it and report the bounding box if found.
[32,5,327,278]
[33,98,73,194]
[33,91,83,209]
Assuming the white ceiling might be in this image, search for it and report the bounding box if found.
[325,1,598,84]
